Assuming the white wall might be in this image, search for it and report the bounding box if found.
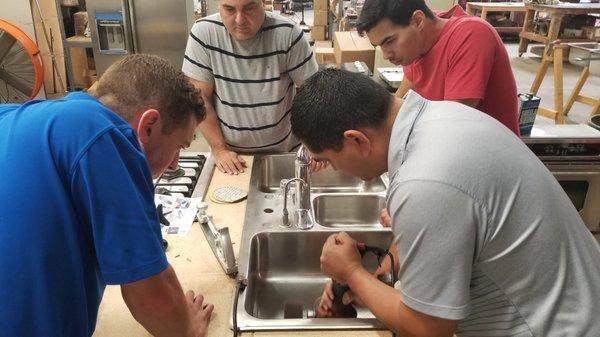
[0,0,46,99]
[425,0,456,11]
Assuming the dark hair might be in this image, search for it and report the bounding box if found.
[357,0,435,34]
[291,69,392,153]
[94,54,205,133]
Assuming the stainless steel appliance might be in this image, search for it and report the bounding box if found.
[87,0,195,75]
[523,125,600,232]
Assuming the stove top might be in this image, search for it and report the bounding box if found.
[522,125,600,162]
[154,152,215,199]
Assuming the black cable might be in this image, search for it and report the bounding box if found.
[386,251,396,286]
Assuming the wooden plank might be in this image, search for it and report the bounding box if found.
[537,106,558,120]
[553,46,564,124]
[520,31,548,44]
[525,3,600,15]
[495,27,523,34]
[564,66,589,115]
[31,0,67,96]
[576,95,598,107]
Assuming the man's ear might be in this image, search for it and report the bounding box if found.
[136,109,161,145]
[412,10,426,30]
[343,130,371,158]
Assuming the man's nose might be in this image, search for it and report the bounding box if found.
[235,12,245,25]
[382,46,393,60]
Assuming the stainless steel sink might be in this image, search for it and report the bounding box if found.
[313,194,386,228]
[234,153,391,332]
[259,154,386,193]
[236,230,393,331]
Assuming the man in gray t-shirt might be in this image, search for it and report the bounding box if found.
[183,0,318,175]
[291,69,600,336]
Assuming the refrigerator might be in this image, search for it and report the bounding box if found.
[87,0,196,76]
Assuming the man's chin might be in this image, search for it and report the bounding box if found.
[233,31,256,41]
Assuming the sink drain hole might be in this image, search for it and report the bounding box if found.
[263,208,274,213]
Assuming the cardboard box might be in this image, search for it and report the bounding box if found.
[313,10,328,26]
[333,31,375,71]
[69,47,94,88]
[314,40,332,48]
[73,11,88,36]
[314,0,328,11]
[311,25,327,41]
[315,47,335,64]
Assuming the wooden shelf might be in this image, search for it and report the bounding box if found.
[65,35,92,48]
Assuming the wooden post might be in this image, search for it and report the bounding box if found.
[518,8,533,56]
[553,45,564,124]
[564,66,589,115]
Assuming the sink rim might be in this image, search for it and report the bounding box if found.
[234,228,393,331]
[235,153,391,331]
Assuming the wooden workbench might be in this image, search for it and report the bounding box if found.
[518,3,600,123]
[518,3,600,57]
[465,2,525,34]
[92,156,392,337]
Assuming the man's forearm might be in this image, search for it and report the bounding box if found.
[198,100,228,152]
[347,268,456,337]
[347,268,407,334]
[395,77,412,98]
[122,266,195,337]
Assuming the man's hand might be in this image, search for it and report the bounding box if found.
[320,232,363,284]
[213,148,246,175]
[310,158,329,173]
[379,208,391,227]
[315,280,335,318]
[316,280,363,318]
[186,290,214,337]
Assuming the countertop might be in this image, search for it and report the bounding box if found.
[92,155,392,337]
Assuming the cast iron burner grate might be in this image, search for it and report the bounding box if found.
[154,154,207,198]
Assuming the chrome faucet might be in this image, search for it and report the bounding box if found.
[281,146,313,229]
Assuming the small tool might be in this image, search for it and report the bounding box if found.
[330,242,394,318]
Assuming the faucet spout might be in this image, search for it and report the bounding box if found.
[295,145,311,211]
[282,177,308,228]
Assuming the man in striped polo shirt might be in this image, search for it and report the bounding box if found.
[183,0,318,175]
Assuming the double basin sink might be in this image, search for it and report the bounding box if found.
[234,154,392,331]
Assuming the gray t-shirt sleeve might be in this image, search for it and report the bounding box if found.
[388,179,481,320]
[182,22,214,84]
[285,25,318,85]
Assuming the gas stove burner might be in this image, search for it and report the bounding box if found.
[154,153,214,199]
[155,187,172,195]
[162,167,186,181]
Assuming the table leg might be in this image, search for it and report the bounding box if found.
[564,66,589,115]
[530,58,550,95]
[553,46,564,124]
[518,9,533,56]
[591,98,600,116]
[543,14,563,55]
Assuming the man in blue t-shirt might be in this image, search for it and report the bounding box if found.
[0,55,214,337]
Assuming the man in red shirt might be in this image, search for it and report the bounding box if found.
[357,0,520,135]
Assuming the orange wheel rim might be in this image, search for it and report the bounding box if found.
[0,19,44,101]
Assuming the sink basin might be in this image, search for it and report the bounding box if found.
[236,230,393,331]
[259,154,386,193]
[313,194,386,228]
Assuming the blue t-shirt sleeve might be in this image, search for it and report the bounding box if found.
[70,127,168,285]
